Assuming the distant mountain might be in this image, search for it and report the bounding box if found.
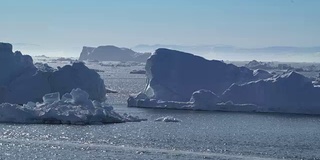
[79,45,151,62]
[133,44,232,54]
[133,44,320,62]
[133,44,320,54]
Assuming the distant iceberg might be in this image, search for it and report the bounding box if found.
[0,88,144,124]
[79,45,151,62]
[0,42,106,104]
[128,48,320,115]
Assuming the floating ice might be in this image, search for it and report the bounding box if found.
[144,48,271,102]
[79,45,151,62]
[128,90,258,112]
[0,42,107,104]
[221,71,320,114]
[128,48,320,115]
[155,116,181,122]
[129,70,146,74]
[0,88,144,124]
[43,92,60,104]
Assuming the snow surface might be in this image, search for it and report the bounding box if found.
[0,42,106,104]
[0,88,144,124]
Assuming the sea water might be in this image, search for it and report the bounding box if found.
[1,60,319,159]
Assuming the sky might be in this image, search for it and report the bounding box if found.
[0,0,320,57]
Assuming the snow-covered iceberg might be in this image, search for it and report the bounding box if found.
[144,48,272,102]
[0,88,143,124]
[0,42,106,104]
[128,48,320,115]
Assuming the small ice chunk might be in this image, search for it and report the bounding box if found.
[43,92,60,104]
[155,116,181,122]
[61,93,72,102]
[135,92,149,99]
[70,88,89,104]
[25,101,36,108]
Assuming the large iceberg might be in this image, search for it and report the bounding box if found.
[49,62,106,101]
[0,42,106,104]
[144,48,272,102]
[79,45,151,62]
[0,88,143,124]
[128,48,320,115]
[221,71,320,114]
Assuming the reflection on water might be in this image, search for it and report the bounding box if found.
[1,105,320,160]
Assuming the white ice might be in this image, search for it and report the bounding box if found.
[129,48,320,115]
[0,42,107,104]
[155,116,181,122]
[0,88,144,124]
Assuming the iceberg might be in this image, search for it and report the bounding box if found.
[128,48,320,115]
[79,45,151,62]
[0,88,144,124]
[49,62,107,101]
[0,42,107,104]
[221,71,320,114]
[144,48,272,102]
[244,60,274,70]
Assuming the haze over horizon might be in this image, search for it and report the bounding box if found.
[1,0,320,61]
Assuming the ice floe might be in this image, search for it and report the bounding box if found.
[0,88,144,124]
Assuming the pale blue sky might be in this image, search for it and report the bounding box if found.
[0,0,319,56]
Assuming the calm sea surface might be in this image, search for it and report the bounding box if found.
[1,60,319,159]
